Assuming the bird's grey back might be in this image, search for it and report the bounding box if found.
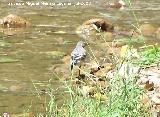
[71,41,86,65]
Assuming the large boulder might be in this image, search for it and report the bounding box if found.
[0,14,30,28]
[82,18,114,32]
[76,18,114,42]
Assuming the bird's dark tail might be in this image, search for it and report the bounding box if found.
[70,62,75,78]
[70,62,74,71]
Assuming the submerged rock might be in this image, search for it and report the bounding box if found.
[155,27,160,39]
[49,63,81,80]
[62,55,70,65]
[0,28,27,36]
[102,0,126,9]
[139,24,156,36]
[0,14,30,28]
[49,64,70,80]
[46,51,66,59]
[9,84,26,92]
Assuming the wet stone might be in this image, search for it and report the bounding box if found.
[0,14,30,28]
[76,18,114,41]
[139,24,156,37]
[155,27,160,39]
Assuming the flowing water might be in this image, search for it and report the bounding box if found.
[0,0,160,114]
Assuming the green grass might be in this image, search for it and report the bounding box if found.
[106,73,150,117]
[37,66,151,117]
[133,45,160,68]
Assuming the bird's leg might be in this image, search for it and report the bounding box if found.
[78,65,81,76]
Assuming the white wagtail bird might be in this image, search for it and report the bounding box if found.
[70,41,87,76]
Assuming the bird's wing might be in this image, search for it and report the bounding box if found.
[71,47,86,65]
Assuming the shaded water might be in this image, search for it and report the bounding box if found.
[0,0,160,114]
